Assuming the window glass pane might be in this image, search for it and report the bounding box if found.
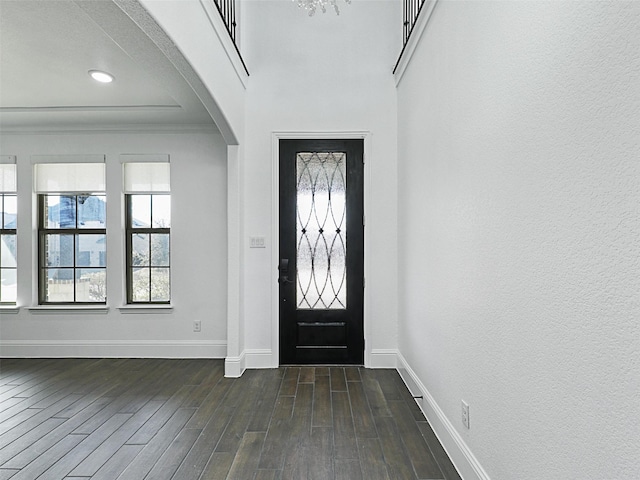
[152,195,171,228]
[76,268,106,302]
[151,234,169,266]
[151,268,170,302]
[132,234,150,266]
[46,234,74,267]
[0,269,16,302]
[0,269,17,303]
[296,152,347,309]
[131,195,151,227]
[77,195,106,228]
[132,267,150,302]
[46,195,76,228]
[45,268,75,302]
[76,234,106,267]
[2,195,17,229]
[1,235,17,268]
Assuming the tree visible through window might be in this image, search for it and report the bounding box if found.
[126,194,170,303]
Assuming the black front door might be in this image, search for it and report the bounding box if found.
[279,139,364,365]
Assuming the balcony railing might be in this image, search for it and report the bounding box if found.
[214,0,237,43]
[394,0,427,74]
[213,0,249,75]
[402,0,427,46]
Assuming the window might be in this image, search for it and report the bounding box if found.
[125,194,171,303]
[34,160,106,304]
[38,194,107,303]
[0,160,17,304]
[123,161,171,304]
[0,193,17,304]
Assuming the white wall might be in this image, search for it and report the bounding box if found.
[397,1,640,479]
[0,130,228,358]
[239,0,401,368]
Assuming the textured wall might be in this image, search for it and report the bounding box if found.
[397,1,640,478]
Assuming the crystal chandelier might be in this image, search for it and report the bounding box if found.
[294,0,351,16]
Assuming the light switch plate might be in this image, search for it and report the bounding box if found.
[249,236,266,248]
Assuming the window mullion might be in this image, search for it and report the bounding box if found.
[74,195,77,303]
[148,233,152,301]
[127,194,132,303]
[39,230,43,304]
[39,195,46,304]
[40,228,105,235]
[149,195,155,302]
[73,234,77,303]
[130,228,170,235]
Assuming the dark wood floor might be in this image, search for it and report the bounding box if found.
[0,358,461,480]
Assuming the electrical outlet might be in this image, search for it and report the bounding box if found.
[461,400,470,429]
[193,320,201,332]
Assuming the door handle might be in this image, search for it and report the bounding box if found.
[278,258,294,285]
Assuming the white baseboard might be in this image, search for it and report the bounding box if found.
[367,348,400,368]
[245,349,277,369]
[224,351,245,378]
[396,352,491,480]
[0,340,226,359]
[225,349,277,377]
[227,348,400,373]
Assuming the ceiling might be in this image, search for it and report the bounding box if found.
[0,0,218,132]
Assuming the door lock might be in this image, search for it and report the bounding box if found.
[278,258,294,284]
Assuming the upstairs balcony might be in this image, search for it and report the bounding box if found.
[213,0,429,76]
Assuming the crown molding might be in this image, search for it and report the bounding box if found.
[0,124,220,136]
[0,105,180,113]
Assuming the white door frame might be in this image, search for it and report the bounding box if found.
[271,131,372,367]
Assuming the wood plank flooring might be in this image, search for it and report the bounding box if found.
[0,359,461,480]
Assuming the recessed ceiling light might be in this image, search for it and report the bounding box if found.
[88,70,114,83]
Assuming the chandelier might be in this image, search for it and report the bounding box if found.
[294,0,351,16]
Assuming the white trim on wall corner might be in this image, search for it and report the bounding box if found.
[0,340,226,359]
[396,352,491,480]
[393,0,439,86]
[225,351,245,378]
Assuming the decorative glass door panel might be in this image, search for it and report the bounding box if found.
[296,152,347,309]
